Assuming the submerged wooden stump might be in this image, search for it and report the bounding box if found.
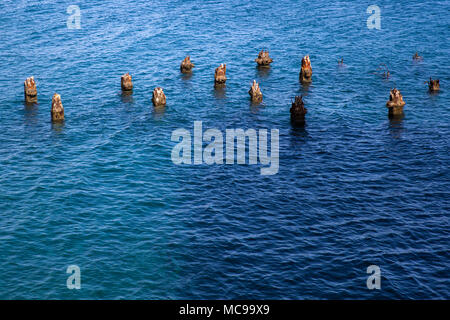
[413,52,423,61]
[255,50,273,67]
[290,96,308,126]
[121,73,133,92]
[386,88,406,117]
[51,93,65,122]
[24,76,38,104]
[214,64,227,88]
[180,56,195,73]
[152,87,166,107]
[248,80,263,103]
[427,77,440,92]
[299,55,312,84]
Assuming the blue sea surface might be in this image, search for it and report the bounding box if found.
[0,0,449,299]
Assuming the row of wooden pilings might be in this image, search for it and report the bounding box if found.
[23,51,440,125]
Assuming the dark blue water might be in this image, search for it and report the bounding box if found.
[0,0,449,299]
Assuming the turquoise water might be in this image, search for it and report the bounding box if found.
[0,0,449,299]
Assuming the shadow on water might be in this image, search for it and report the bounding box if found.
[290,123,308,134]
[180,73,193,91]
[388,114,405,139]
[290,119,307,130]
[152,105,166,120]
[51,120,65,133]
[289,125,309,149]
[255,66,271,79]
[428,90,440,98]
[180,72,193,81]
[213,85,226,100]
[299,83,311,97]
[337,63,348,72]
[120,91,134,104]
[249,101,264,114]
[23,102,39,124]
